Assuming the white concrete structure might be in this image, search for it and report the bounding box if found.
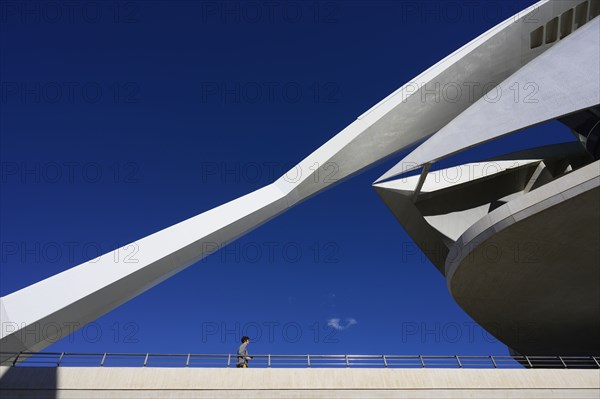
[372,5,600,355]
[1,0,599,361]
[378,15,600,181]
[1,366,599,398]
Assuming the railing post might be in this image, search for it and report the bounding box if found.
[419,355,425,368]
[12,352,21,366]
[268,354,271,368]
[100,353,107,367]
[383,355,388,368]
[227,354,231,368]
[593,356,600,368]
[525,355,533,368]
[345,355,349,368]
[558,356,567,368]
[306,354,310,368]
[57,352,65,367]
[490,355,497,368]
[186,353,191,367]
[143,353,149,367]
[455,355,462,368]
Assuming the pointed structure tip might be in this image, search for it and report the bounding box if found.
[373,160,422,185]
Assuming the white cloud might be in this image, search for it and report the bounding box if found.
[327,317,358,331]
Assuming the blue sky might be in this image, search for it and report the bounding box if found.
[0,0,576,359]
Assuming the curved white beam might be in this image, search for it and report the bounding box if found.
[377,16,600,182]
[1,0,579,360]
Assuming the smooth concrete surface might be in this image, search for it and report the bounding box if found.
[373,142,593,276]
[381,15,600,180]
[447,161,600,355]
[1,366,599,399]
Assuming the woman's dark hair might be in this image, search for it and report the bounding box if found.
[241,336,250,343]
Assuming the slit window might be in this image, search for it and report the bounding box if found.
[546,17,559,43]
[560,8,574,39]
[590,0,599,20]
[530,25,544,49]
[575,2,589,29]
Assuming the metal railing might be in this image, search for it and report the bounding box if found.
[1,352,599,369]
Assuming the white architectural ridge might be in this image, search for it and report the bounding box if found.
[1,0,599,362]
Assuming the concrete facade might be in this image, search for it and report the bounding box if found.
[446,161,600,355]
[1,366,599,398]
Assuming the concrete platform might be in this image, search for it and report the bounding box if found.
[1,366,599,398]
